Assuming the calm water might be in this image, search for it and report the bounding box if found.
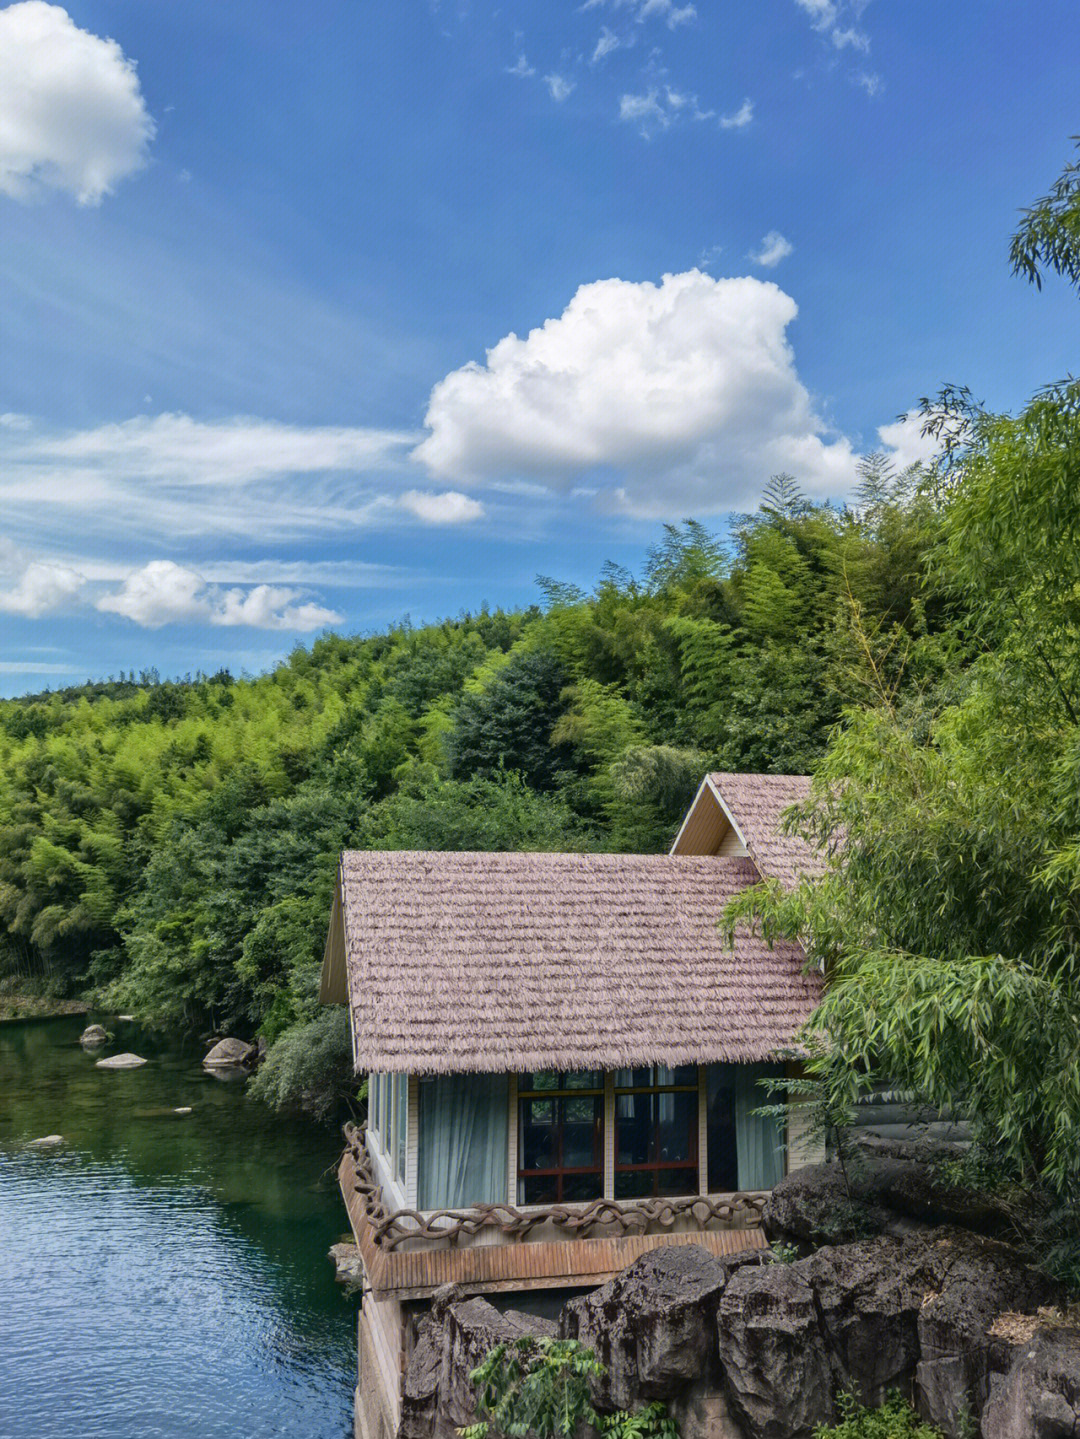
[0,1016,356,1439]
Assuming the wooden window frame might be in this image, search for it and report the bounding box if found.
[613,1068,700,1200]
[515,1072,605,1205]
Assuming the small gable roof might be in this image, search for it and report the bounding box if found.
[322,849,821,1076]
[671,772,824,887]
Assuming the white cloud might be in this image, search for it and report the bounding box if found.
[25,412,411,486]
[582,0,695,24]
[398,490,485,524]
[591,27,621,62]
[0,559,83,616]
[0,1,155,204]
[415,269,859,517]
[212,585,341,632]
[544,73,575,102]
[854,70,882,96]
[95,560,342,631]
[794,0,872,63]
[620,86,714,136]
[749,230,794,267]
[719,98,754,129]
[506,54,535,77]
[877,409,944,471]
[698,244,724,271]
[0,413,419,545]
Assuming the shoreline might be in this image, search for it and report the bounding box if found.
[0,997,91,1023]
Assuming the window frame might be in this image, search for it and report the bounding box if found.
[613,1067,700,1200]
[515,1071,606,1205]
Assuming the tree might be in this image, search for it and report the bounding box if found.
[725,140,1080,1217]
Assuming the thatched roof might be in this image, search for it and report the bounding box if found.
[671,772,824,887]
[325,849,821,1076]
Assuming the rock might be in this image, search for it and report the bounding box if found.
[915,1232,1058,1436]
[27,1134,64,1147]
[765,1156,1016,1248]
[329,1241,364,1289]
[117,1014,135,1021]
[398,1291,555,1439]
[80,1023,108,1045]
[174,1106,192,1114]
[798,1234,943,1404]
[202,1037,254,1069]
[95,1052,147,1068]
[718,1261,837,1439]
[560,1245,732,1410]
[983,1324,1080,1439]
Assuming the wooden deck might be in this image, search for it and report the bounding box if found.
[339,1154,769,1300]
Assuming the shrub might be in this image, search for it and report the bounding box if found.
[248,1006,357,1123]
[813,1391,943,1439]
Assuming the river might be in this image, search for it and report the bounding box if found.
[0,1016,356,1439]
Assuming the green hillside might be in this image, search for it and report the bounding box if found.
[0,469,951,1078]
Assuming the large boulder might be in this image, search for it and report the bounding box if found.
[982,1323,1080,1439]
[80,1023,108,1045]
[560,1245,742,1410]
[328,1242,363,1289]
[399,1287,556,1439]
[202,1037,254,1069]
[95,1052,146,1069]
[915,1233,1058,1436]
[765,1154,1015,1249]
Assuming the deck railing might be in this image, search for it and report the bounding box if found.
[342,1122,766,1253]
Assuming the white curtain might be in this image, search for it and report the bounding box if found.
[734,1063,786,1191]
[417,1074,509,1210]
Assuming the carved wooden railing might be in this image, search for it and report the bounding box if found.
[343,1122,766,1252]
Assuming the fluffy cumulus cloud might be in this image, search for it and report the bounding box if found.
[749,231,794,267]
[96,561,342,631]
[0,558,83,616]
[878,409,945,471]
[794,0,870,51]
[397,490,485,524]
[415,269,858,516]
[0,1,155,204]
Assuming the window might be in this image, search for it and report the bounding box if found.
[614,1066,698,1199]
[517,1071,604,1205]
[395,1074,408,1183]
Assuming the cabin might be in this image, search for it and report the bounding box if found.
[319,772,825,1439]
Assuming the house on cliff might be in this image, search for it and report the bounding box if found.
[319,771,825,1439]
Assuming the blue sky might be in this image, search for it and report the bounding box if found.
[0,0,1077,695]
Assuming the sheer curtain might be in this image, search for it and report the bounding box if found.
[734,1063,786,1191]
[417,1074,509,1210]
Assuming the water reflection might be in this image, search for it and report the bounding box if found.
[0,1016,355,1439]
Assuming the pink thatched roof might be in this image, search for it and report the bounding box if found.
[332,850,821,1076]
[708,772,825,887]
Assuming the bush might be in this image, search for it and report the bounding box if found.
[460,1337,679,1439]
[813,1391,944,1439]
[248,1006,357,1122]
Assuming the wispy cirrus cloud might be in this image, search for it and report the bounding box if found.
[719,98,754,130]
[0,1,155,205]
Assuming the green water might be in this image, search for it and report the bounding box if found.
[0,1016,356,1439]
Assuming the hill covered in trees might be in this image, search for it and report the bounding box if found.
[0,468,952,1083]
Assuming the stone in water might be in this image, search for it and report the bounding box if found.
[96,1052,147,1069]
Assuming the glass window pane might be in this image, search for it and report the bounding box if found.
[706,1066,738,1192]
[562,1097,601,1168]
[563,1071,603,1089]
[521,1174,558,1205]
[615,1067,651,1090]
[562,1172,603,1202]
[671,1066,697,1086]
[657,1092,696,1163]
[396,1074,408,1181]
[615,1169,653,1200]
[520,1098,556,1171]
[616,1093,652,1166]
[656,1166,698,1197]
